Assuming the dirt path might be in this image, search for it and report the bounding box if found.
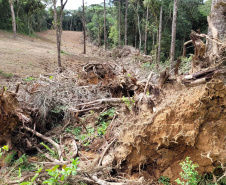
[0,30,102,85]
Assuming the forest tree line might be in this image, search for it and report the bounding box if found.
[0,0,212,63]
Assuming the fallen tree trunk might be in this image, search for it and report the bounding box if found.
[182,65,226,86]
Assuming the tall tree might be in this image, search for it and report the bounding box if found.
[131,0,141,51]
[157,3,162,68]
[118,0,121,46]
[207,0,226,55]
[104,0,107,50]
[9,0,16,38]
[53,0,68,69]
[83,0,86,54]
[170,0,178,70]
[124,0,128,45]
[144,0,150,55]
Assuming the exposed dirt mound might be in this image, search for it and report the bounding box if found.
[0,87,30,146]
[114,79,226,183]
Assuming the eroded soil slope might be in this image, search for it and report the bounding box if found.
[114,79,226,182]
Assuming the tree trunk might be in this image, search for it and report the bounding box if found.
[155,16,159,63]
[53,0,68,69]
[138,13,141,51]
[118,0,121,46]
[98,14,101,47]
[207,0,226,55]
[9,0,16,39]
[132,2,141,51]
[53,0,61,68]
[83,0,86,54]
[135,21,137,48]
[124,0,128,45]
[144,4,149,55]
[104,0,107,50]
[157,5,163,68]
[170,0,178,70]
[70,17,73,31]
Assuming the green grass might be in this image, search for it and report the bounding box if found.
[0,69,14,79]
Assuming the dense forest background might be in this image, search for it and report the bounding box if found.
[0,0,212,62]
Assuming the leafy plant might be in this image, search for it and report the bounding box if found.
[40,142,57,158]
[180,56,192,74]
[23,77,36,81]
[19,167,43,185]
[198,167,226,185]
[43,158,79,184]
[175,157,199,185]
[19,158,79,184]
[60,50,67,55]
[97,121,109,136]
[1,72,13,78]
[51,105,67,114]
[122,96,135,111]
[96,108,115,136]
[0,145,9,158]
[158,176,171,185]
[65,126,82,137]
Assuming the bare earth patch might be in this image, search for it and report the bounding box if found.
[0,30,102,86]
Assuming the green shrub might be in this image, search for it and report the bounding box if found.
[158,176,171,185]
[175,157,199,185]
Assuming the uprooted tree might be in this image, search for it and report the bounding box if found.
[183,0,226,74]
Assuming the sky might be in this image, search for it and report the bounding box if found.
[61,0,104,10]
[60,0,209,10]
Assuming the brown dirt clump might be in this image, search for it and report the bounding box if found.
[114,79,226,183]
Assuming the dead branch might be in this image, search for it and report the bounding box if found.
[183,40,193,57]
[98,138,116,166]
[70,106,104,113]
[158,68,169,88]
[91,175,128,185]
[174,58,181,76]
[144,72,153,95]
[184,78,207,86]
[77,98,124,107]
[22,126,63,162]
[182,66,226,81]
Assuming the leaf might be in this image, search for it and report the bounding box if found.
[49,76,54,79]
[19,182,31,185]
[62,164,67,169]
[2,145,9,151]
[52,165,60,172]
[18,167,22,178]
[31,173,39,182]
[61,175,65,181]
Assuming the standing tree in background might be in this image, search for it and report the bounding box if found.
[53,0,68,69]
[170,0,178,70]
[9,0,16,38]
[207,0,226,56]
[83,0,86,54]
[118,0,121,46]
[131,0,141,51]
[144,0,150,55]
[104,0,107,50]
[157,2,162,68]
[124,0,128,45]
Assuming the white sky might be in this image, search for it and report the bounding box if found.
[60,0,104,10]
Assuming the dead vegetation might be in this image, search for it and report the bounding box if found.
[0,30,225,184]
